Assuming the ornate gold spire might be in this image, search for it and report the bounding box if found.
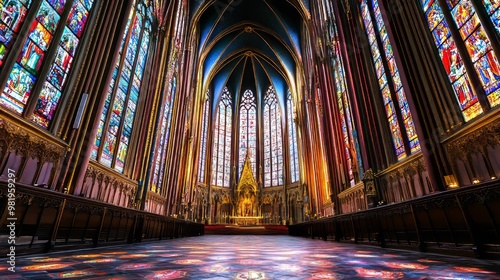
[237,149,258,192]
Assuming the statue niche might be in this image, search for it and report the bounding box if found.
[236,151,258,218]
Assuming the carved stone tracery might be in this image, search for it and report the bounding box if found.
[0,119,66,161]
[0,117,67,188]
[83,163,138,209]
[446,119,500,162]
[445,118,500,184]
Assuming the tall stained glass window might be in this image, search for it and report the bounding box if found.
[198,90,210,183]
[421,0,500,119]
[238,89,257,177]
[263,86,283,187]
[211,87,232,187]
[92,0,153,173]
[150,0,184,191]
[151,77,177,193]
[361,0,420,160]
[324,0,364,185]
[33,0,94,127]
[0,0,34,69]
[0,0,95,127]
[287,91,299,183]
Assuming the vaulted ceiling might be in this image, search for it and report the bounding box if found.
[190,0,310,109]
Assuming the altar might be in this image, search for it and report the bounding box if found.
[232,151,261,225]
[229,216,263,225]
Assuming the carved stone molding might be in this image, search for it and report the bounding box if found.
[0,118,66,163]
[337,182,364,200]
[287,188,301,202]
[446,118,500,162]
[210,187,232,204]
[262,189,284,204]
[84,163,138,208]
[147,191,167,204]
[366,155,429,205]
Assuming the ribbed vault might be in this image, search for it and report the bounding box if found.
[190,0,309,107]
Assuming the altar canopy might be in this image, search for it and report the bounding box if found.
[236,151,259,217]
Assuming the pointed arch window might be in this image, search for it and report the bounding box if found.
[360,0,420,161]
[0,0,96,128]
[92,0,153,173]
[238,89,257,178]
[263,86,283,187]
[198,90,210,183]
[287,91,299,183]
[211,87,232,187]
[151,76,177,193]
[421,0,500,120]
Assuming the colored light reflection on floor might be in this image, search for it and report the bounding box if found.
[145,270,187,279]
[200,264,231,273]
[48,270,106,278]
[83,258,117,263]
[22,263,74,271]
[301,259,334,267]
[3,235,500,279]
[116,263,154,270]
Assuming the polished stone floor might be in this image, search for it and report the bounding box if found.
[2,235,500,279]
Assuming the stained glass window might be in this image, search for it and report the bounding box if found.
[92,1,152,173]
[482,0,500,35]
[447,0,500,107]
[238,89,257,178]
[325,15,364,186]
[211,87,232,187]
[32,0,94,127]
[150,0,185,192]
[1,0,66,115]
[0,0,33,69]
[151,76,177,193]
[0,0,95,128]
[323,0,364,185]
[287,91,299,183]
[263,86,283,187]
[372,1,420,154]
[361,0,421,160]
[421,0,500,119]
[198,90,210,183]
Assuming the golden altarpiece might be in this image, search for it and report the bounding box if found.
[206,150,300,225]
[232,152,260,225]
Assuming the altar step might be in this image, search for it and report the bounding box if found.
[204,225,288,235]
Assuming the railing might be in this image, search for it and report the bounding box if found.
[0,182,204,256]
[289,181,500,259]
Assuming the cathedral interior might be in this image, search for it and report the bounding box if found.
[1,0,500,278]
